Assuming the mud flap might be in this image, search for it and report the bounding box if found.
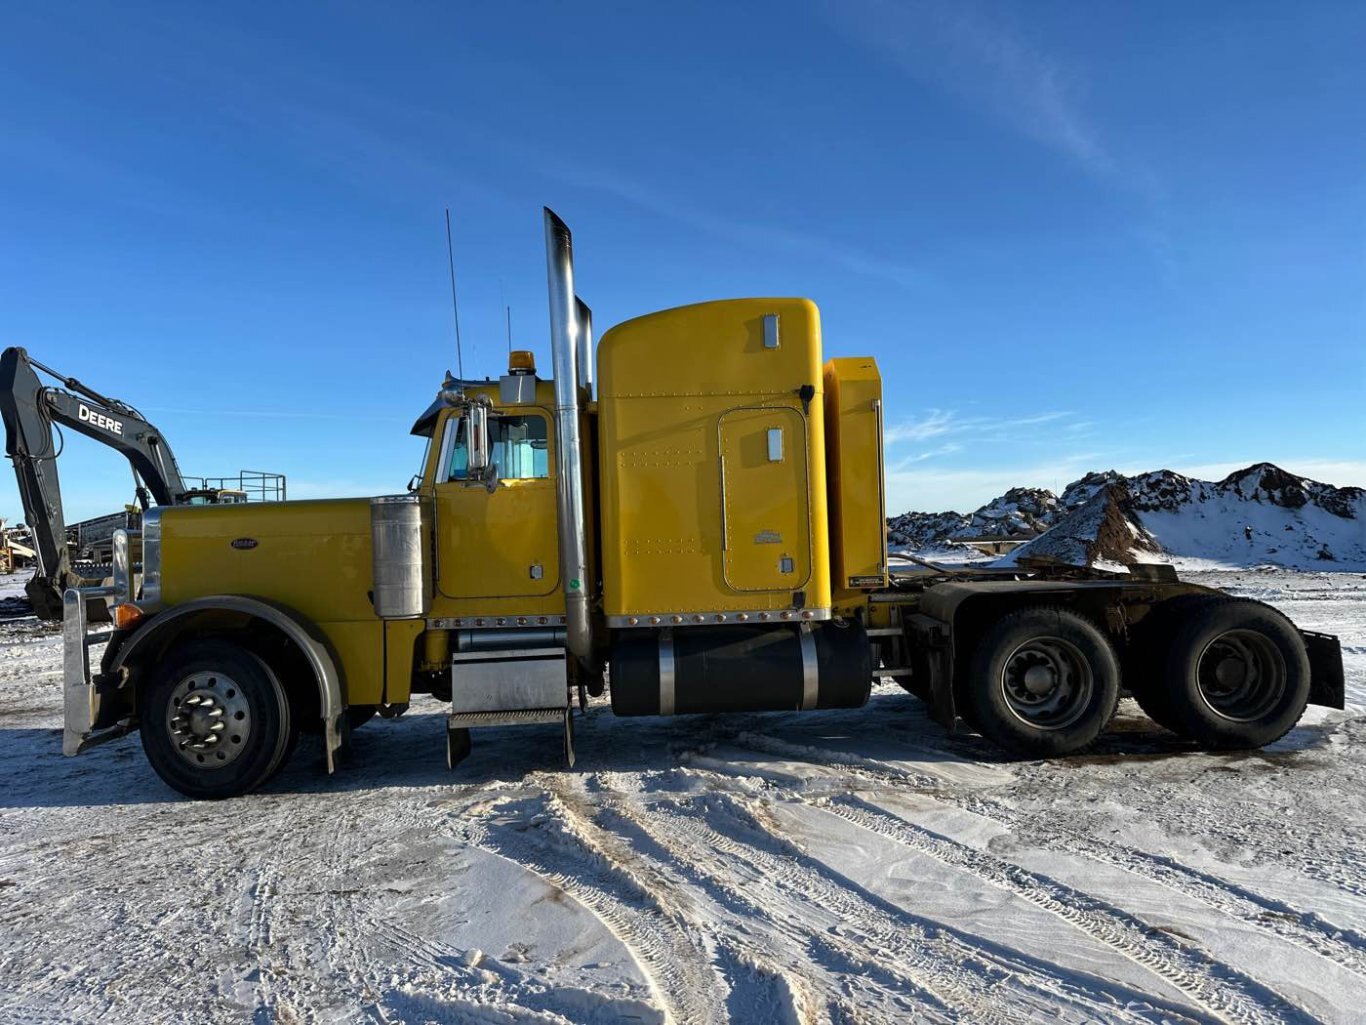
[447,726,472,768]
[1302,630,1345,709]
[564,706,576,768]
[904,613,959,730]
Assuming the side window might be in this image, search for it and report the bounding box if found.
[445,414,548,482]
[492,415,549,479]
[447,417,469,481]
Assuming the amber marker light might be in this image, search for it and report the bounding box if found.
[111,603,145,630]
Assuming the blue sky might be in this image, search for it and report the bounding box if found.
[2,1,1362,522]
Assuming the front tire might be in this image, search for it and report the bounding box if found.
[966,607,1121,757]
[139,639,296,799]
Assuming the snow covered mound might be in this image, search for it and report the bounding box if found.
[886,509,971,548]
[893,463,1366,572]
[1130,463,1366,571]
[887,487,1058,547]
[1003,484,1161,571]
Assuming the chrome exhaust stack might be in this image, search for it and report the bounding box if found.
[574,297,593,398]
[544,208,593,660]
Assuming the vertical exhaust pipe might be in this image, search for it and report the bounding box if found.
[574,297,593,398]
[544,208,593,660]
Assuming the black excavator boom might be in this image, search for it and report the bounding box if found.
[0,346,193,619]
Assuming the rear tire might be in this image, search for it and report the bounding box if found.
[1160,600,1310,748]
[139,639,296,799]
[1128,596,1212,735]
[966,607,1121,757]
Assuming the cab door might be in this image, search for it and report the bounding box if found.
[434,409,560,600]
[718,406,812,593]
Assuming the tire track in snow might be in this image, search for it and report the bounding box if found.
[988,745,1366,909]
[364,914,658,1025]
[576,771,930,1025]
[736,729,1366,984]
[962,793,1366,982]
[449,784,728,1025]
[732,731,947,790]
[315,799,386,1014]
[268,786,496,1020]
[3,802,288,1024]
[238,805,311,1022]
[826,795,1321,1025]
[313,791,583,1023]
[581,776,966,1023]
[608,775,1204,1025]
[688,750,1329,1024]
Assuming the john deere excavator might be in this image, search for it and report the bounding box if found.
[0,348,283,619]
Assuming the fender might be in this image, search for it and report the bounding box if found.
[918,579,1140,623]
[110,595,347,772]
[913,579,1167,730]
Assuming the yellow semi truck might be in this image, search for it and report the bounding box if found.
[61,209,1345,799]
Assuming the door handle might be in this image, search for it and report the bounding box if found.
[719,455,729,552]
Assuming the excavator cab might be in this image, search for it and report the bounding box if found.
[178,487,248,506]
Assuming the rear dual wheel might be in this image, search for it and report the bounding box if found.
[1136,599,1310,748]
[967,608,1120,757]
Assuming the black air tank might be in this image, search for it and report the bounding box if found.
[610,622,871,716]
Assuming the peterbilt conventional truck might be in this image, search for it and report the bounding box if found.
[60,209,1344,799]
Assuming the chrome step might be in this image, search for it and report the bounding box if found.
[446,646,575,767]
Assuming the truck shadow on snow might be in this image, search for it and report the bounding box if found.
[0,691,1342,808]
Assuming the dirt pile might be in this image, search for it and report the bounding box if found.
[1008,484,1161,569]
[892,463,1366,571]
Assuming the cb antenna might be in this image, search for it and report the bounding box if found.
[444,208,464,380]
[500,278,512,355]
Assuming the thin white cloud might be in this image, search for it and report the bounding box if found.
[142,406,407,424]
[884,409,958,444]
[547,160,923,288]
[888,442,965,471]
[820,0,1114,179]
[1004,411,1073,428]
[884,408,1075,447]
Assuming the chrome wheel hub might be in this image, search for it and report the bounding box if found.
[1001,637,1094,731]
[166,672,251,767]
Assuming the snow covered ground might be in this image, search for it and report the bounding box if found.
[1,571,1364,1024]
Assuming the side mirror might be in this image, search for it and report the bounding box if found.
[466,405,491,474]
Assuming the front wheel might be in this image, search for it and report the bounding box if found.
[139,639,296,800]
[966,607,1121,757]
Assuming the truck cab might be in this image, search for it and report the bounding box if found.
[59,208,1344,800]
[417,372,566,618]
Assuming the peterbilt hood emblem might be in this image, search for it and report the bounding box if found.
[230,538,259,550]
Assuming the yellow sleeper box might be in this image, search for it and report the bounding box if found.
[597,298,833,619]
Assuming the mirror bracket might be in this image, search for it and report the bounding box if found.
[467,403,491,474]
